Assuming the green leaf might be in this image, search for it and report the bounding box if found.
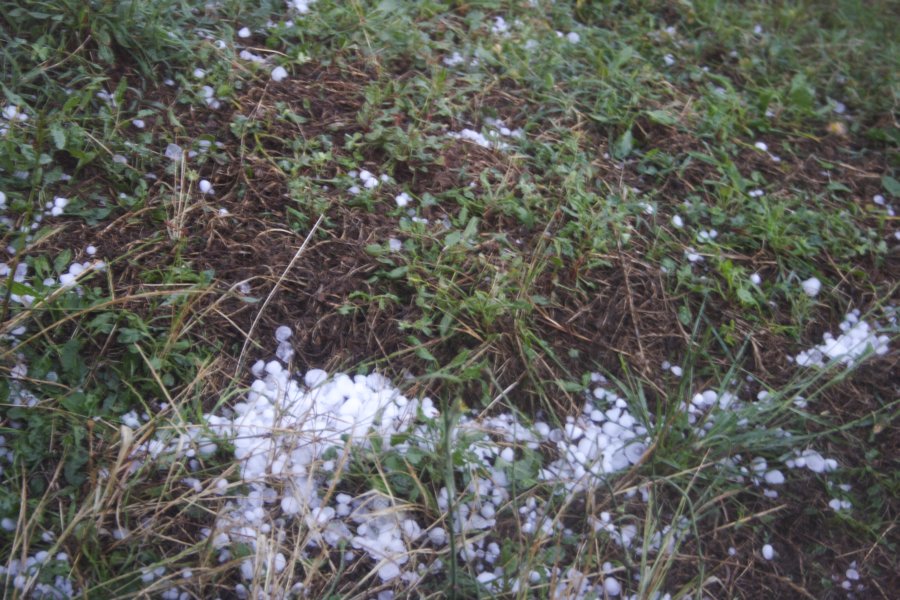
[385,266,408,279]
[49,123,66,150]
[438,312,454,337]
[60,339,81,374]
[613,128,633,159]
[882,175,900,197]
[678,305,692,327]
[54,249,73,273]
[646,110,678,127]
[788,74,815,111]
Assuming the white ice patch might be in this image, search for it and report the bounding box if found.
[447,118,523,150]
[793,310,890,368]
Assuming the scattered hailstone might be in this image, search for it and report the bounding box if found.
[388,238,402,252]
[165,143,184,161]
[603,577,621,596]
[566,31,581,44]
[685,248,703,263]
[199,180,213,194]
[2,105,28,122]
[793,310,889,368]
[671,214,684,228]
[86,245,97,256]
[761,544,774,560]
[274,326,292,342]
[800,277,821,297]
[288,0,316,13]
[50,196,68,217]
[754,141,768,152]
[663,54,675,66]
[239,50,267,64]
[447,118,522,150]
[442,52,465,67]
[872,194,885,205]
[750,272,761,286]
[238,27,251,38]
[395,192,411,207]
[193,68,206,79]
[271,66,288,82]
[133,119,146,129]
[764,470,785,485]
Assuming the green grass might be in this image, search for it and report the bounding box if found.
[1,0,898,598]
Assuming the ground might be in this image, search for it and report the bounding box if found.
[0,1,897,599]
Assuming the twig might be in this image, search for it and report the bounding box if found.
[235,214,324,376]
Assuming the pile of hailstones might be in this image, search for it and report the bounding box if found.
[118,313,892,597]
[120,328,656,596]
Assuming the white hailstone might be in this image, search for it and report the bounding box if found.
[761,544,774,560]
[348,185,360,195]
[828,498,843,511]
[476,572,496,584]
[753,24,763,35]
[49,196,69,217]
[754,141,768,152]
[833,101,847,114]
[281,496,301,514]
[764,470,785,485]
[748,189,764,197]
[2,105,27,121]
[846,568,859,580]
[199,180,213,194]
[218,208,229,216]
[566,31,581,44]
[663,54,675,66]
[672,214,684,228]
[872,194,885,205]
[685,250,703,263]
[603,576,621,596]
[443,52,464,67]
[800,277,821,297]
[427,527,447,546]
[271,66,288,82]
[304,368,328,388]
[133,119,145,129]
[388,238,402,252]
[750,273,761,285]
[491,16,508,35]
[0,191,6,208]
[165,143,184,161]
[1,518,15,531]
[670,365,683,377]
[193,68,206,79]
[238,27,251,38]
[275,326,292,342]
[395,192,411,207]
[728,546,737,556]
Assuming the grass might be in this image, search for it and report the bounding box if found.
[1,0,898,598]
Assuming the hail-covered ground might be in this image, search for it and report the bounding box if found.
[1,0,897,598]
[2,310,891,598]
